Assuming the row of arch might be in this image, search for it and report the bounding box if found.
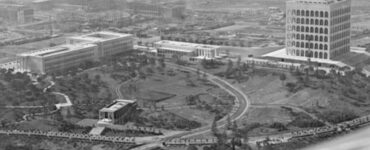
[331,39,350,50]
[293,26,329,34]
[332,23,350,33]
[331,7,351,17]
[291,10,329,18]
[292,41,328,50]
[292,34,328,42]
[331,31,350,43]
[290,49,328,59]
[332,15,350,26]
[331,46,350,58]
[292,18,329,26]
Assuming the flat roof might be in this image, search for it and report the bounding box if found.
[155,40,221,49]
[262,48,347,67]
[18,43,97,58]
[288,0,350,4]
[100,99,136,112]
[68,31,132,42]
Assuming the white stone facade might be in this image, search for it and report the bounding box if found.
[285,0,351,60]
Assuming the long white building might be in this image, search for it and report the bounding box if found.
[154,40,221,61]
[18,44,98,74]
[67,31,133,59]
[285,0,351,60]
[15,31,133,74]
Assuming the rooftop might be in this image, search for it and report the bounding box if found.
[100,99,136,113]
[155,40,221,50]
[262,48,347,67]
[18,43,96,58]
[288,0,350,4]
[69,31,132,42]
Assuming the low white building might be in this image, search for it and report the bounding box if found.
[154,40,221,61]
[98,99,137,125]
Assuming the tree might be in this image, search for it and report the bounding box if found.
[225,59,234,78]
[227,115,232,129]
[211,116,219,136]
[279,73,286,86]
[187,145,198,150]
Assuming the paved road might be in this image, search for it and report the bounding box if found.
[164,63,250,139]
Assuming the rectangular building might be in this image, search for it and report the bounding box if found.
[285,0,351,60]
[98,99,137,125]
[154,40,221,61]
[18,44,97,74]
[0,3,34,24]
[67,31,133,59]
[127,1,185,19]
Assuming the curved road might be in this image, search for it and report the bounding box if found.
[163,63,250,139]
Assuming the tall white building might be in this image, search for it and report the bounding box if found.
[285,0,351,60]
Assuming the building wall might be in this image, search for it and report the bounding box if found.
[26,45,97,74]
[0,5,34,24]
[285,0,351,60]
[99,36,134,58]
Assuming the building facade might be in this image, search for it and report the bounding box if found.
[98,100,137,125]
[16,31,133,74]
[127,1,185,19]
[67,31,134,59]
[18,44,97,74]
[0,3,34,24]
[154,40,221,61]
[285,0,351,60]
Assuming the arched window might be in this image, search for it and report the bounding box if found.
[297,26,300,32]
[301,18,305,24]
[310,43,313,49]
[314,52,318,58]
[320,36,323,41]
[319,52,323,58]
[306,27,309,32]
[310,27,314,32]
[315,43,318,49]
[324,28,328,34]
[320,11,324,17]
[315,27,319,33]
[315,35,319,41]
[320,20,323,25]
[315,11,319,17]
[311,19,314,25]
[301,42,304,48]
[311,11,314,16]
[306,10,310,16]
[324,44,328,50]
[324,37,328,42]
[325,20,328,25]
[325,12,328,17]
[301,34,305,40]
[320,28,324,34]
[297,10,301,16]
[324,53,328,59]
[319,44,323,50]
[315,19,319,25]
[296,41,300,47]
[301,50,305,56]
